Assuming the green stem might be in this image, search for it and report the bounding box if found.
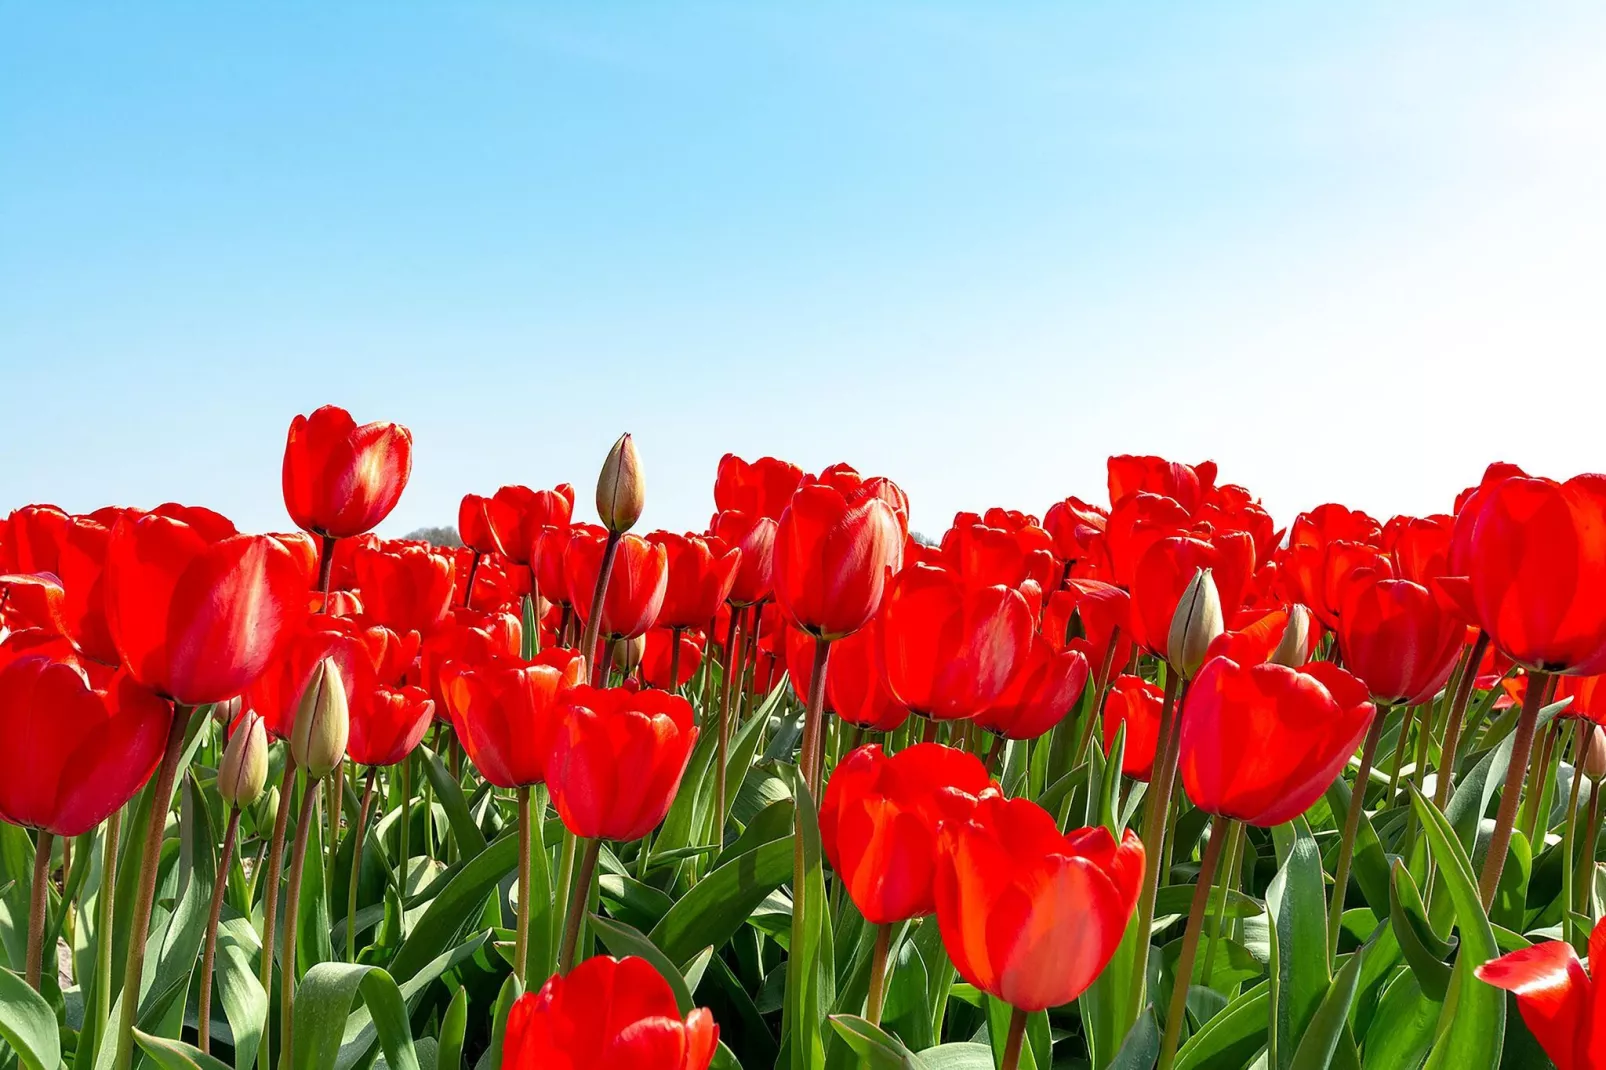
[94,808,121,1055]
[866,924,892,1027]
[799,637,833,796]
[1519,717,1560,847]
[399,758,411,903]
[257,749,298,1070]
[1434,631,1490,811]
[1074,625,1124,767]
[515,786,532,984]
[346,769,377,962]
[1127,672,1183,1031]
[1579,774,1604,921]
[1385,704,1418,804]
[1199,821,1243,990]
[1561,728,1585,948]
[198,809,240,1052]
[25,830,54,990]
[1328,713,1385,964]
[114,707,190,1070]
[1479,669,1549,908]
[280,777,320,1070]
[581,532,622,686]
[1158,814,1229,1070]
[557,837,601,974]
[1001,1006,1029,1070]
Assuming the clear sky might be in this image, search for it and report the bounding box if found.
[4,4,1604,539]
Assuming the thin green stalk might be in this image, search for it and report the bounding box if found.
[581,532,622,686]
[25,830,54,990]
[1199,820,1244,989]
[1385,704,1418,804]
[399,758,412,902]
[515,786,532,984]
[1329,713,1385,963]
[257,749,298,1070]
[1001,1006,1029,1070]
[1561,727,1585,948]
[557,838,601,974]
[1519,718,1561,847]
[1127,672,1183,1031]
[346,769,377,962]
[1479,669,1549,907]
[94,808,121,1053]
[1158,815,1230,1070]
[198,809,240,1052]
[799,636,833,795]
[866,924,892,1026]
[1579,774,1604,922]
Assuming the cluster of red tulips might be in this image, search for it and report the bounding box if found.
[3,404,1606,1070]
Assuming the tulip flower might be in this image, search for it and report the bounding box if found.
[1474,916,1606,1070]
[650,532,741,628]
[821,743,997,1023]
[483,485,577,564]
[1382,513,1455,586]
[2,505,120,665]
[878,564,1034,723]
[935,795,1142,1068]
[1178,656,1375,826]
[1280,538,1394,631]
[710,511,776,607]
[1337,576,1464,706]
[503,955,718,1070]
[352,542,455,638]
[1042,579,1132,677]
[1103,673,1164,779]
[566,530,668,645]
[714,453,805,520]
[1108,454,1218,513]
[282,405,413,541]
[441,649,586,789]
[104,506,310,706]
[641,626,703,690]
[1128,535,1253,662]
[939,515,1057,591]
[1043,495,1110,573]
[974,634,1090,744]
[1204,604,1318,669]
[822,615,910,732]
[549,686,699,971]
[774,481,906,641]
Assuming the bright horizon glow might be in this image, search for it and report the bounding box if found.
[3,4,1604,538]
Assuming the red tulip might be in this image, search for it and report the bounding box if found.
[1336,576,1464,705]
[567,532,668,641]
[352,542,455,638]
[458,494,500,557]
[1203,605,1319,668]
[1107,455,1218,513]
[1103,674,1164,780]
[547,686,698,840]
[1043,496,1110,570]
[1451,472,1606,674]
[820,743,998,924]
[878,564,1034,721]
[1128,534,1254,660]
[502,954,717,1070]
[282,405,412,539]
[451,550,524,614]
[0,652,172,836]
[708,511,775,607]
[461,485,576,564]
[1280,539,1394,631]
[104,507,310,705]
[975,634,1090,741]
[650,532,741,627]
[1288,503,1383,553]
[641,627,704,689]
[1474,915,1606,1070]
[935,795,1143,1011]
[940,513,1057,591]
[442,649,586,788]
[1042,579,1133,673]
[823,615,910,731]
[773,481,905,640]
[1178,657,1375,826]
[1382,513,1455,586]
[1103,493,1191,588]
[714,454,805,522]
[417,608,522,712]
[2,506,120,665]
[348,684,434,767]
[533,523,586,610]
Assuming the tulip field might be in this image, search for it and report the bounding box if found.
[3,407,1605,1070]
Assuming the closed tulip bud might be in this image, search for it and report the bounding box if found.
[596,433,644,534]
[1167,567,1223,679]
[291,657,349,779]
[218,709,269,809]
[1585,725,1606,780]
[253,784,281,831]
[613,634,645,674]
[1268,604,1313,668]
[212,695,242,725]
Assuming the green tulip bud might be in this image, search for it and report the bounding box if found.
[291,657,349,779]
[1167,567,1223,680]
[217,708,268,810]
[1268,604,1313,668]
[596,433,644,534]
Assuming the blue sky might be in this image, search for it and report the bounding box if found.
[4,4,1604,538]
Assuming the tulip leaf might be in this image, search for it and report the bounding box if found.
[213,919,266,1070]
[648,834,794,966]
[335,933,487,1070]
[1361,970,1440,1070]
[0,965,62,1070]
[1173,979,1268,1070]
[291,963,419,1070]
[1287,938,1371,1070]
[915,1044,995,1069]
[826,1015,922,1069]
[1409,789,1505,1070]
[1389,859,1455,1001]
[1267,818,1330,1070]
[589,912,702,1015]
[388,831,515,983]
[132,1030,235,1070]
[1106,1004,1159,1070]
[1153,883,1262,922]
[780,767,834,1070]
[471,973,521,1070]
[1323,779,1390,918]
[417,746,486,861]
[721,682,790,828]
[436,987,467,1070]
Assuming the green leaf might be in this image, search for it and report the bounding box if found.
[436,988,466,1070]
[291,963,419,1070]
[418,747,486,861]
[1174,979,1268,1070]
[1390,859,1455,1001]
[826,1016,921,1070]
[336,934,488,1070]
[472,974,521,1070]
[1409,789,1505,1070]
[133,1030,235,1070]
[0,965,63,1070]
[589,913,703,1015]
[212,921,267,1070]
[915,1044,994,1069]
[1361,970,1439,1070]
[1287,940,1371,1070]
[389,832,515,982]
[720,683,789,831]
[1267,819,1330,1070]
[780,767,833,1070]
[1323,779,1390,917]
[648,835,794,965]
[1108,1005,1160,1070]
[1153,884,1262,922]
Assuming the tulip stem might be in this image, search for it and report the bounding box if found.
[326,764,343,910]
[714,610,743,834]
[257,747,298,1070]
[1328,713,1386,964]
[463,552,480,608]
[347,768,377,963]
[1127,672,1183,1031]
[515,786,531,984]
[866,924,892,1027]
[799,637,834,796]
[316,534,337,612]
[985,734,1007,777]
[1579,773,1604,922]
[94,808,121,1053]
[1385,704,1418,805]
[280,776,320,1069]
[1480,669,1550,908]
[581,531,622,686]
[399,758,411,905]
[1519,707,1561,846]
[25,830,54,991]
[1434,631,1489,811]
[1562,730,1586,948]
[668,625,683,694]
[558,837,600,974]
[1199,819,1243,992]
[1000,1006,1029,1070]
[1074,626,1124,767]
[114,705,190,1070]
[198,808,240,1052]
[1158,814,1229,1070]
